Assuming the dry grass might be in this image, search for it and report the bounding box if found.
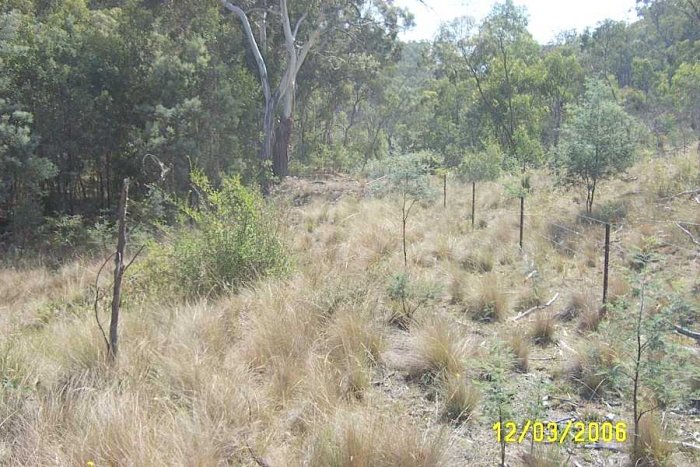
[630,413,673,467]
[465,273,509,322]
[506,331,530,372]
[577,305,603,333]
[2,154,699,466]
[458,250,494,273]
[440,373,480,423]
[608,276,631,304]
[520,445,568,466]
[530,313,556,346]
[389,317,470,382]
[560,290,595,322]
[564,340,619,400]
[307,409,448,466]
[448,270,467,304]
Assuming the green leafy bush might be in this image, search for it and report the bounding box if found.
[138,171,288,297]
[41,215,89,251]
[387,272,441,328]
[586,199,630,224]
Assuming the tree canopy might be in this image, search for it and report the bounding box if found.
[556,80,639,212]
[0,0,698,244]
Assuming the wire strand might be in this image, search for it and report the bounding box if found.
[532,231,580,257]
[549,222,584,237]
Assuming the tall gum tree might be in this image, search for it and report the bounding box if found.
[219,0,409,179]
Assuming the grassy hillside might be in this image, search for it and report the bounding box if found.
[1,152,699,466]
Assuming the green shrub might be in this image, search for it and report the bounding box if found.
[386,273,441,329]
[138,171,288,297]
[41,215,89,251]
[587,199,630,224]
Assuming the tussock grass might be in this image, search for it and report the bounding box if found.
[458,250,494,273]
[440,373,480,423]
[506,331,530,372]
[548,222,578,257]
[516,286,542,312]
[466,273,508,322]
[323,309,386,399]
[306,409,448,467]
[560,290,595,321]
[630,413,673,467]
[608,277,630,304]
[530,313,556,346]
[239,279,323,370]
[434,233,458,262]
[448,270,468,304]
[520,445,568,466]
[577,305,603,333]
[389,317,470,382]
[3,156,699,465]
[564,340,619,400]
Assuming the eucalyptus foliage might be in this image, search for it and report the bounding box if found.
[555,80,638,212]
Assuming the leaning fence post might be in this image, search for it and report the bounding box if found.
[602,222,611,310]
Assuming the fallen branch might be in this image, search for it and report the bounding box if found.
[512,292,560,321]
[524,270,538,282]
[660,187,700,201]
[246,443,271,467]
[674,325,700,343]
[580,443,624,453]
[676,222,700,247]
[667,441,700,452]
[367,175,387,185]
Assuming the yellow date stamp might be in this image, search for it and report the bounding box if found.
[493,420,627,444]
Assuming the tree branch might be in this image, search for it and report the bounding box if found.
[512,292,560,321]
[220,1,271,102]
[295,19,324,75]
[660,187,700,201]
[674,324,700,343]
[667,440,700,452]
[94,252,116,354]
[676,222,700,247]
[293,11,307,39]
[279,0,295,51]
[123,244,146,273]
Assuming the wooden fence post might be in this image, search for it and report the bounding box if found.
[602,222,611,310]
[471,181,476,229]
[519,196,524,250]
[443,173,447,209]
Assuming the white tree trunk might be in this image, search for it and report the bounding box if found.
[221,1,274,164]
[221,0,323,177]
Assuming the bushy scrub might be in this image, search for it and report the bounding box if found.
[138,171,288,297]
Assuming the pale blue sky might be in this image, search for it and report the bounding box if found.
[395,0,639,43]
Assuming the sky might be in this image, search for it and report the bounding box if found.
[395,0,639,44]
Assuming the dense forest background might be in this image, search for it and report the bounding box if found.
[0,0,698,248]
